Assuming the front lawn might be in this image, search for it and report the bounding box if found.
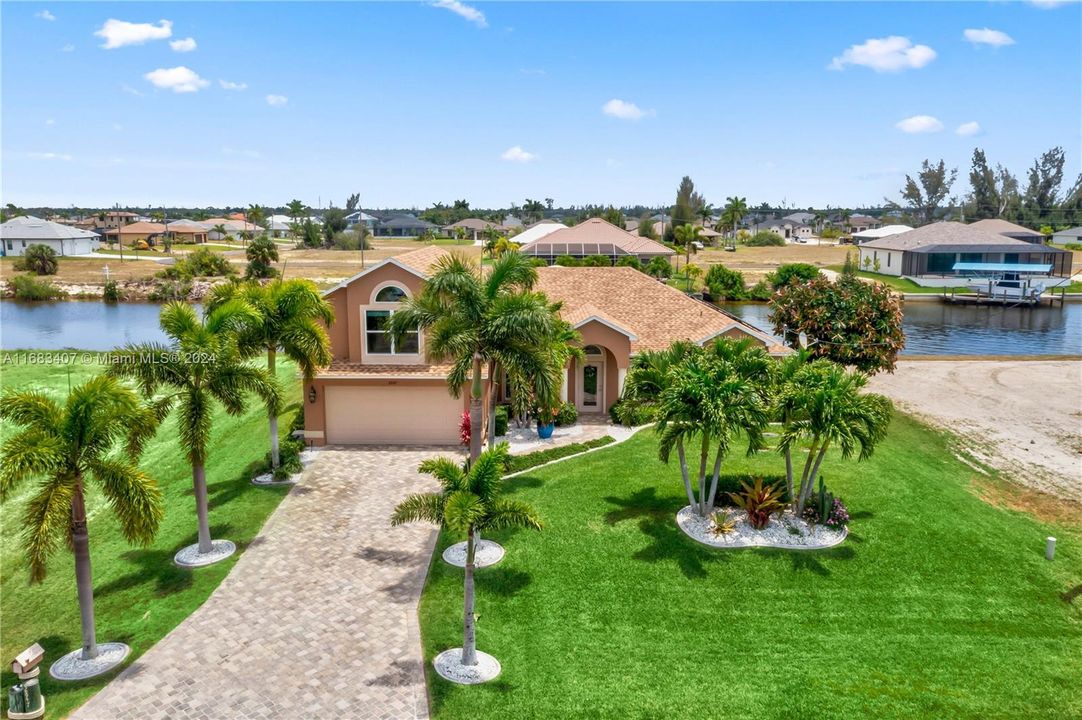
[0,351,300,717]
[419,415,1081,719]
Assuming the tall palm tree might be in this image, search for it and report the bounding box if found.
[722,196,748,237]
[391,446,541,671]
[206,279,334,467]
[772,348,812,501]
[247,204,266,240]
[697,203,714,229]
[388,252,555,462]
[0,376,164,661]
[287,199,306,242]
[778,360,893,513]
[673,224,702,290]
[108,301,280,561]
[654,339,772,516]
[211,223,230,243]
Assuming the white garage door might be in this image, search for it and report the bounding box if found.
[324,385,462,445]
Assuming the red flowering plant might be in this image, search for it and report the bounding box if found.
[534,405,558,426]
[459,410,471,447]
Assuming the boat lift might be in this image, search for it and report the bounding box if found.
[945,262,1063,307]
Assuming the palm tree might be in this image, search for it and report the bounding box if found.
[772,348,812,501]
[388,252,556,462]
[287,199,306,242]
[778,360,893,513]
[391,446,541,674]
[0,376,164,662]
[247,204,266,241]
[108,301,280,561]
[206,280,333,467]
[654,339,772,516]
[722,196,748,237]
[211,223,229,243]
[697,203,714,229]
[673,224,702,290]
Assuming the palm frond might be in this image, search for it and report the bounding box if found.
[390,492,445,526]
[483,498,543,532]
[0,431,67,499]
[418,456,467,492]
[22,476,74,584]
[441,489,485,535]
[89,458,163,546]
[0,388,63,432]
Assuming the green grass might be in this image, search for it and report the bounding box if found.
[419,414,1081,719]
[0,351,300,717]
[827,267,972,294]
[504,436,615,473]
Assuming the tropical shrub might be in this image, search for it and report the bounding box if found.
[245,235,280,279]
[616,256,642,271]
[769,274,905,374]
[330,230,371,251]
[710,510,736,536]
[495,405,509,436]
[555,255,581,267]
[746,280,773,300]
[10,274,65,300]
[181,247,236,277]
[767,263,821,289]
[14,244,58,275]
[608,398,656,426]
[504,436,614,473]
[102,280,121,302]
[581,254,611,267]
[147,278,192,302]
[729,477,786,529]
[803,496,851,529]
[744,231,786,247]
[704,264,747,300]
[645,256,672,278]
[554,401,578,427]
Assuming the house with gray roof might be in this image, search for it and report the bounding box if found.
[857,222,1071,280]
[1052,226,1082,245]
[0,215,101,256]
[376,214,438,237]
[967,218,1046,244]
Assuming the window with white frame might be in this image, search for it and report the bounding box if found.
[365,284,419,355]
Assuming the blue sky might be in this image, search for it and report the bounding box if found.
[3,1,1080,210]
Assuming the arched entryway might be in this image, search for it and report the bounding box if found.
[576,345,606,413]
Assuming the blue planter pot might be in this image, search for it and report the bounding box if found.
[537,423,555,439]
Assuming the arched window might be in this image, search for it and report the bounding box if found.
[584,345,603,356]
[374,285,407,303]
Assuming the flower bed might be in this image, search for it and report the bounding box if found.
[676,506,847,550]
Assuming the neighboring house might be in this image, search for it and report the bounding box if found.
[757,218,812,241]
[968,218,1046,244]
[203,218,264,241]
[848,214,881,233]
[518,218,675,264]
[164,220,209,244]
[93,211,139,230]
[103,220,167,246]
[852,225,914,244]
[502,215,525,229]
[267,214,321,238]
[856,222,1071,278]
[443,218,509,242]
[1052,226,1082,245]
[303,246,786,446]
[784,212,816,225]
[0,215,101,256]
[377,214,438,237]
[510,220,567,245]
[344,211,378,231]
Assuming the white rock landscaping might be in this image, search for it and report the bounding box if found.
[442,539,505,568]
[174,539,237,568]
[49,642,130,681]
[676,506,847,550]
[433,648,501,685]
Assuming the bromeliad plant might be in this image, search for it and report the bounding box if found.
[729,477,786,529]
[391,446,542,673]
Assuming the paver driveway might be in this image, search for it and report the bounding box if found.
[72,447,454,720]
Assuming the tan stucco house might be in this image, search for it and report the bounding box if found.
[303,246,786,446]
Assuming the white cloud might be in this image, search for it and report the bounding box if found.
[60,43,74,52]
[95,19,173,49]
[895,115,944,134]
[45,118,56,126]
[964,28,1015,47]
[222,146,262,159]
[265,94,288,107]
[29,152,73,161]
[121,84,144,96]
[144,66,209,93]
[956,121,982,137]
[219,79,247,91]
[431,0,487,28]
[829,36,936,72]
[113,123,124,131]
[170,37,197,52]
[501,145,537,163]
[602,98,653,120]
[35,10,56,21]
[1027,0,1079,7]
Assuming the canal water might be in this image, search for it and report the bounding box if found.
[1,299,1080,356]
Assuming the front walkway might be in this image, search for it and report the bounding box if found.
[72,447,449,720]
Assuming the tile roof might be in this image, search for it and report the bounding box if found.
[519,217,674,257]
[165,221,209,233]
[444,218,507,231]
[315,361,462,379]
[106,221,167,235]
[860,222,1069,254]
[535,266,787,354]
[394,245,453,276]
[0,215,101,240]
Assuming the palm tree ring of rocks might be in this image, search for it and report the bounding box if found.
[174,539,236,568]
[50,642,131,681]
[442,539,505,568]
[433,648,502,685]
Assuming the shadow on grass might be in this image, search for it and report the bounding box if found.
[603,487,674,526]
[96,549,195,598]
[475,567,531,597]
[504,475,545,493]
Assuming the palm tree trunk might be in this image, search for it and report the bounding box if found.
[267,348,280,469]
[71,475,99,660]
[784,446,794,505]
[676,440,695,508]
[462,528,478,666]
[193,462,213,553]
[796,437,820,509]
[706,444,724,513]
[799,441,831,512]
[486,360,498,448]
[469,352,483,464]
[697,437,709,516]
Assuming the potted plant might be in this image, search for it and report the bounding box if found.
[535,405,557,439]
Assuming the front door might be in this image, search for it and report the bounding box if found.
[577,359,605,413]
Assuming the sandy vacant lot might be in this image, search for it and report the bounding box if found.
[868,360,1082,502]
